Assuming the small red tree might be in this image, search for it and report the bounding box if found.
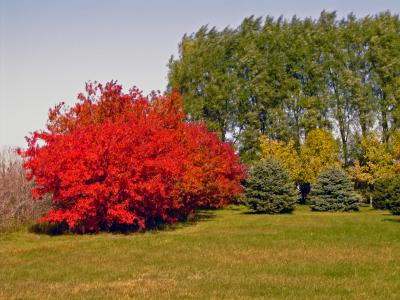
[18,82,245,232]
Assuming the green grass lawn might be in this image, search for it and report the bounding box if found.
[1,205,399,299]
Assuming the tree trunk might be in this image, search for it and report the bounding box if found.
[342,140,348,167]
[381,110,389,144]
[299,183,311,204]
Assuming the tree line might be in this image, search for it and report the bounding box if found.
[168,11,400,165]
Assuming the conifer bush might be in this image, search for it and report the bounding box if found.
[372,177,391,210]
[310,167,360,211]
[244,158,297,214]
[372,176,400,215]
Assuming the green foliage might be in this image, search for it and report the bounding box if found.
[245,158,297,213]
[371,178,390,210]
[372,175,400,215]
[388,201,400,215]
[310,167,361,211]
[168,12,400,163]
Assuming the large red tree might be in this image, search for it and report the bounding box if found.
[18,82,245,232]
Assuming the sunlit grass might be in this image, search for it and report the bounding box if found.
[1,205,399,299]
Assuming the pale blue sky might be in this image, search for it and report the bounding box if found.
[1,0,399,147]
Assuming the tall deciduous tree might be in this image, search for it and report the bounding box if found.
[367,13,400,143]
[259,136,301,182]
[300,129,340,184]
[349,133,394,205]
[168,11,400,164]
[299,129,340,202]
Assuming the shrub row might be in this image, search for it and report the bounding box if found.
[245,159,363,214]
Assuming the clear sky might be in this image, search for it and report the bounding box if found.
[1,0,399,148]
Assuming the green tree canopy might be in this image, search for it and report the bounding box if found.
[168,11,400,164]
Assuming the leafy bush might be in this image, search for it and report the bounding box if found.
[245,158,297,214]
[310,167,360,211]
[18,82,245,232]
[372,175,400,215]
[388,201,400,215]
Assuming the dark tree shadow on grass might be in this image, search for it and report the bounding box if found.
[29,221,69,236]
[157,209,217,233]
[382,218,400,223]
[242,211,294,215]
[225,206,242,211]
[29,209,218,236]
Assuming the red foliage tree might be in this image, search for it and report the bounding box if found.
[18,81,245,232]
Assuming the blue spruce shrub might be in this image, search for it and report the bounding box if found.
[310,167,360,211]
[245,158,297,214]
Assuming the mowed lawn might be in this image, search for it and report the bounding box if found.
[1,206,399,299]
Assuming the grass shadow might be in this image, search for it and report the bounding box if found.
[380,213,395,216]
[382,218,400,223]
[29,222,69,236]
[242,210,264,215]
[242,211,294,215]
[29,209,218,236]
[225,206,243,211]
[155,209,217,233]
